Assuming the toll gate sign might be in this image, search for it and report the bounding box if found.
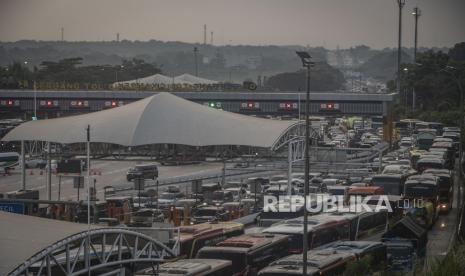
[0,202,25,214]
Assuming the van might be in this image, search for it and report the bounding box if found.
[126,163,158,181]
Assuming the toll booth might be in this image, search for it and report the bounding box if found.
[106,196,133,223]
[202,183,221,204]
[175,199,197,225]
[4,189,39,215]
[222,202,245,220]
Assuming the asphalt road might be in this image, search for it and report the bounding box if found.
[0,160,225,201]
[424,166,462,269]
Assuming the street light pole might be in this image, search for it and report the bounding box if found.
[396,0,406,95]
[412,7,421,62]
[296,51,313,276]
[194,47,199,77]
[33,80,37,120]
[23,61,28,87]
[412,7,421,111]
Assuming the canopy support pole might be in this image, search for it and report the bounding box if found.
[46,142,51,200]
[287,143,292,195]
[86,125,91,275]
[21,140,26,190]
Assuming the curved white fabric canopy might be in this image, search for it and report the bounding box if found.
[113,73,173,86]
[113,73,217,86]
[3,93,298,148]
[173,74,217,85]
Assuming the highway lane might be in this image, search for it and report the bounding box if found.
[424,166,462,269]
[0,160,225,201]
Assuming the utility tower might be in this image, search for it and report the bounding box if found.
[203,24,207,45]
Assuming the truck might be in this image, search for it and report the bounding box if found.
[415,131,436,150]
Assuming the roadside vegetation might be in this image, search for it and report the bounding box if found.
[425,242,465,276]
[389,42,465,126]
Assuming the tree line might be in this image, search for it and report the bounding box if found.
[0,57,161,89]
[392,42,465,126]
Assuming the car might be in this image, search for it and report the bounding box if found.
[322,178,345,186]
[126,163,158,181]
[157,192,183,209]
[191,205,229,224]
[44,159,58,172]
[234,162,249,168]
[25,158,47,169]
[350,182,369,187]
[443,127,460,133]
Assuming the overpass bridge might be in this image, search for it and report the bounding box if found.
[0,90,395,119]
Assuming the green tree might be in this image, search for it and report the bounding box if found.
[267,62,345,91]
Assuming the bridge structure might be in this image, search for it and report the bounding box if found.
[0,211,177,276]
[0,90,395,119]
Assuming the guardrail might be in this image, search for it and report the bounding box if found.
[113,168,272,194]
[112,143,389,195]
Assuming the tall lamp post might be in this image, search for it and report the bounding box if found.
[193,47,199,77]
[412,7,421,111]
[296,51,313,276]
[115,65,124,83]
[23,61,28,87]
[396,0,406,96]
[412,7,421,62]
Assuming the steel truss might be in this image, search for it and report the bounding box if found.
[272,121,319,151]
[10,228,176,276]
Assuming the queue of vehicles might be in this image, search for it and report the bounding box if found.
[1,116,458,275]
[142,118,454,275]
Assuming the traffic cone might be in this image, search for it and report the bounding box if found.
[40,170,43,175]
[29,170,34,175]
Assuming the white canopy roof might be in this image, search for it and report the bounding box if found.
[114,73,173,86]
[113,73,217,86]
[2,93,298,148]
[173,73,217,85]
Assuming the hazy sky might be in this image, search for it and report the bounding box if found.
[0,0,464,49]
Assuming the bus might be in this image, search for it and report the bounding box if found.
[262,215,351,253]
[318,240,387,267]
[430,142,455,168]
[404,175,440,208]
[136,259,233,276]
[366,195,404,224]
[416,158,445,173]
[410,149,427,170]
[258,249,356,276]
[394,119,422,136]
[412,122,443,135]
[348,186,385,198]
[0,152,20,172]
[423,169,453,213]
[196,233,289,276]
[415,130,436,150]
[257,194,330,227]
[371,174,409,196]
[371,116,384,130]
[176,221,244,258]
[317,208,389,241]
